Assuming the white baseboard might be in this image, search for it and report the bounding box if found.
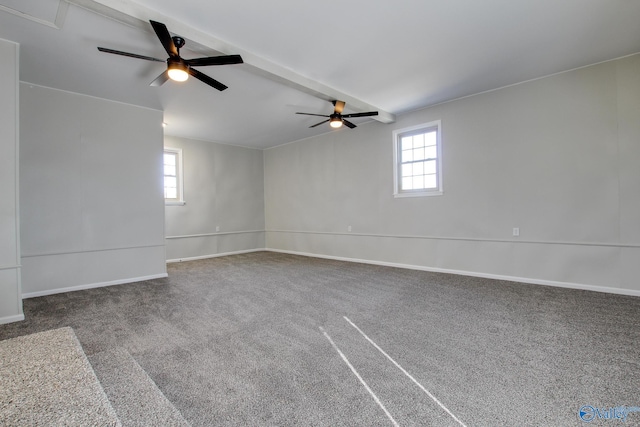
[0,314,25,325]
[22,248,636,299]
[22,273,169,299]
[166,248,266,264]
[266,249,640,298]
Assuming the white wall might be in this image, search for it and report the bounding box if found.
[20,84,167,297]
[264,54,640,295]
[0,39,23,324]
[165,135,265,261]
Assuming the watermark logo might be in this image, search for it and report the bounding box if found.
[578,405,640,423]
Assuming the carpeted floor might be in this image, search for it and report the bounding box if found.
[89,347,190,426]
[1,252,639,426]
[0,327,121,427]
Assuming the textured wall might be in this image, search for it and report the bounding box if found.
[264,55,640,295]
[20,84,166,296]
[164,135,265,261]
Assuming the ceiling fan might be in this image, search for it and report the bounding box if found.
[296,100,378,129]
[97,20,243,91]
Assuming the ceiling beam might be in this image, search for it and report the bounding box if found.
[69,0,396,124]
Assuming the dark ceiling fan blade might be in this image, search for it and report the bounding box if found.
[333,100,346,114]
[150,70,170,87]
[295,112,330,117]
[97,47,164,62]
[185,55,244,67]
[342,111,379,118]
[150,20,178,57]
[188,68,228,91]
[343,119,357,129]
[309,119,330,128]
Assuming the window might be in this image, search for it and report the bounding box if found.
[164,148,184,205]
[393,120,442,197]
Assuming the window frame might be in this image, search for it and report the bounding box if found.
[164,147,185,206]
[392,120,443,198]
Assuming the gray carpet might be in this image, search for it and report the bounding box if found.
[0,327,121,427]
[1,252,639,426]
[89,348,190,426]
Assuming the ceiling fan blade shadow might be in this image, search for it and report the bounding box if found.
[189,68,228,91]
[343,119,357,129]
[310,119,330,128]
[97,47,164,62]
[333,100,345,114]
[186,55,243,67]
[150,20,178,57]
[296,112,330,117]
[150,70,169,86]
[342,111,379,118]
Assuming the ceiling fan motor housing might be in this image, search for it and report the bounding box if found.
[172,36,186,50]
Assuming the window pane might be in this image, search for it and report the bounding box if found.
[413,161,424,176]
[402,163,412,177]
[425,159,436,174]
[425,146,437,159]
[164,165,176,176]
[165,188,177,199]
[402,149,413,162]
[164,153,176,165]
[401,136,413,151]
[402,177,413,190]
[425,174,437,189]
[412,176,424,189]
[165,176,176,188]
[424,131,437,146]
[413,133,424,148]
[414,147,425,161]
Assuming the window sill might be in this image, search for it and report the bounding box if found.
[394,191,443,198]
[165,200,186,206]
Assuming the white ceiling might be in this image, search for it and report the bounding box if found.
[1,0,639,149]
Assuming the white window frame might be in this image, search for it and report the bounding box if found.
[393,120,443,198]
[164,147,185,205]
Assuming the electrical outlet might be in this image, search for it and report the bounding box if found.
[216,226,220,232]
[513,227,520,237]
[348,225,352,232]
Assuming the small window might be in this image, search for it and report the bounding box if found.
[164,148,184,205]
[393,120,442,197]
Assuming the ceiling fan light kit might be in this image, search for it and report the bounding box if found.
[329,115,343,128]
[97,20,243,90]
[167,60,189,82]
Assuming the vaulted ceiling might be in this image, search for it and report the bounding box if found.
[2,0,639,149]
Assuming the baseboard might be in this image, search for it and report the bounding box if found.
[266,249,640,298]
[0,314,25,325]
[22,273,169,299]
[166,248,266,263]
